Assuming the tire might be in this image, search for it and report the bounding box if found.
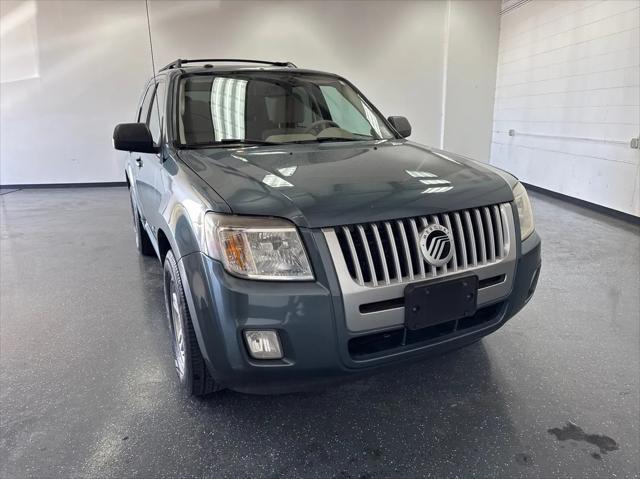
[163,250,222,396]
[129,188,155,256]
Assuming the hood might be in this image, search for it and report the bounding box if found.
[179,140,515,228]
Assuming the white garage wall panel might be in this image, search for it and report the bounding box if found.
[0,0,150,185]
[491,0,640,216]
[443,0,500,162]
[0,0,500,186]
[0,1,40,83]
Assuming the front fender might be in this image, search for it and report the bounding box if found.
[159,153,232,260]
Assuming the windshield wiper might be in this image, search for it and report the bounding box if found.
[285,137,368,144]
[185,139,280,148]
[217,139,280,146]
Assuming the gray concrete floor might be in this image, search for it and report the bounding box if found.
[1,187,638,479]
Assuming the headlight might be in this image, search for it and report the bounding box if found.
[204,213,314,280]
[513,182,534,240]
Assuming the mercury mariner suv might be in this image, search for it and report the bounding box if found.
[114,58,541,396]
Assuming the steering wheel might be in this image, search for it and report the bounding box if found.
[304,120,340,136]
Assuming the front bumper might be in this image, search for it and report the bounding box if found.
[178,230,541,394]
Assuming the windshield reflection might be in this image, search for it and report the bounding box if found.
[178,72,396,147]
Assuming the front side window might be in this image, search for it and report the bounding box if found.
[138,83,155,122]
[178,72,395,145]
[148,81,166,145]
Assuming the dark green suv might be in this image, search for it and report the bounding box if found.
[114,59,541,396]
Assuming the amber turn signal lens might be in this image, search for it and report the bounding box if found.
[221,231,249,272]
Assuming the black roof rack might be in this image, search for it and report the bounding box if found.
[159,58,297,72]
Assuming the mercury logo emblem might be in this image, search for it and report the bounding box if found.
[419,224,454,267]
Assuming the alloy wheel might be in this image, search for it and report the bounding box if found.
[169,279,187,380]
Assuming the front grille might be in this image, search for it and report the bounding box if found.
[333,203,510,287]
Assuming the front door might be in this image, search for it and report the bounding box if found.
[135,80,166,241]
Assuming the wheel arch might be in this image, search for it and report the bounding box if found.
[157,228,172,263]
[159,202,206,263]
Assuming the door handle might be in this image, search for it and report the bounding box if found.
[135,157,143,168]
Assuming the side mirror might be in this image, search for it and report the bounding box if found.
[113,123,159,153]
[388,116,411,138]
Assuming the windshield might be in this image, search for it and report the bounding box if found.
[177,72,396,146]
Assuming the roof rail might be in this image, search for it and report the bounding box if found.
[158,58,297,72]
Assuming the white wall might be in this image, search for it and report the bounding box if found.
[0,0,150,185]
[0,1,40,83]
[0,0,500,186]
[443,0,501,161]
[491,0,640,216]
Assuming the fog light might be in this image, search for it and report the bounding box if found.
[244,330,283,359]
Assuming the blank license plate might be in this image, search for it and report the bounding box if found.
[404,277,478,330]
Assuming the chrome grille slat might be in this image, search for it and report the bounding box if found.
[357,225,378,286]
[473,209,487,265]
[499,205,511,256]
[396,220,414,281]
[409,219,426,279]
[371,224,390,285]
[463,211,478,267]
[483,207,496,263]
[442,213,457,272]
[384,221,402,283]
[492,205,504,258]
[334,203,511,287]
[453,212,468,268]
[342,226,364,285]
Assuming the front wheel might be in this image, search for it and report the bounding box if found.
[163,250,222,396]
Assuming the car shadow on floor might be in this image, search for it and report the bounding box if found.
[197,342,521,477]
